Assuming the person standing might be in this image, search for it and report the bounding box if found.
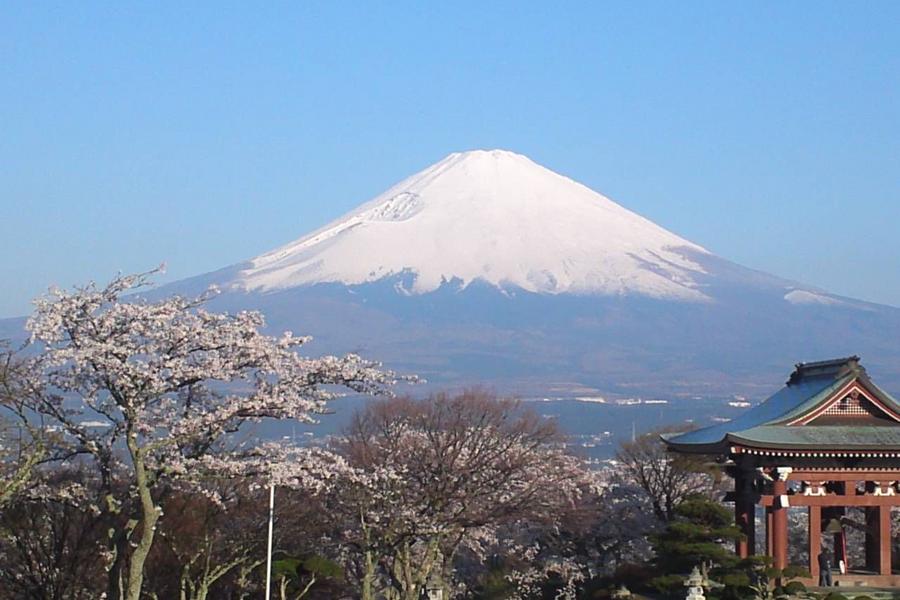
[818,548,833,587]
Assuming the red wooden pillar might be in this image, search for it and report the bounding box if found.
[809,505,821,582]
[880,506,892,576]
[772,475,788,570]
[766,507,774,557]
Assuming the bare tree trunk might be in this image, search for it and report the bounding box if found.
[0,438,43,508]
[106,502,137,600]
[124,432,162,600]
[359,510,377,600]
[296,575,317,599]
[361,548,376,600]
[390,538,441,600]
[235,560,259,600]
[106,529,126,600]
[398,542,415,600]
[192,557,262,600]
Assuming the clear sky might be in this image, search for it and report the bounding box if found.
[1,2,898,317]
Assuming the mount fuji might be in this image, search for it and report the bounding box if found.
[236,150,710,301]
[10,150,900,400]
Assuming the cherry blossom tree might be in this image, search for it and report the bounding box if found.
[22,270,409,600]
[0,469,109,599]
[615,426,716,523]
[456,469,655,600]
[333,391,586,600]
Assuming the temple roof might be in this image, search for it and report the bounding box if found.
[664,357,900,454]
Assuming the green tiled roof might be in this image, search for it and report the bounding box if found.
[728,425,900,450]
[664,357,900,454]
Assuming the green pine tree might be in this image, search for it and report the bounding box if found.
[648,495,808,600]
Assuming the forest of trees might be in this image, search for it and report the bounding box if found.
[0,272,803,599]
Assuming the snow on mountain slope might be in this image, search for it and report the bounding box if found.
[235,150,712,301]
[7,149,900,397]
[785,289,845,306]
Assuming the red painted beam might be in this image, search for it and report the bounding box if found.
[759,494,900,507]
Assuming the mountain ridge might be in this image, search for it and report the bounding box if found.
[5,149,900,399]
[157,150,900,396]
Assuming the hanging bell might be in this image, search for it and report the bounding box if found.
[825,518,843,533]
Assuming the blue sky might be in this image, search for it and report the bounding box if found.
[1,2,898,317]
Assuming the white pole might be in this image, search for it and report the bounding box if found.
[264,483,275,600]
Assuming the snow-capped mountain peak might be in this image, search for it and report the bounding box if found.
[236,149,711,300]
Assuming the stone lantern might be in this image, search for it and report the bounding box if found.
[685,566,706,600]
